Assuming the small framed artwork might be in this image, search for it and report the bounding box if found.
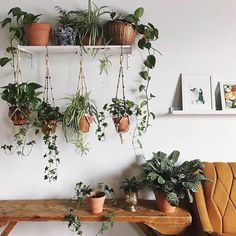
[181,74,214,111]
[220,82,236,110]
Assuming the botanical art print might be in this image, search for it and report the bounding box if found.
[220,83,236,109]
[181,74,213,111]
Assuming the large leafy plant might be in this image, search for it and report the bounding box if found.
[1,82,42,109]
[142,151,207,206]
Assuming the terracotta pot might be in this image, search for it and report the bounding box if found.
[8,106,30,126]
[25,23,51,46]
[113,116,130,133]
[154,191,176,213]
[105,21,137,45]
[78,115,94,133]
[86,191,106,214]
[41,120,57,135]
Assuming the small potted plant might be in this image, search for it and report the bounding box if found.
[36,101,63,135]
[103,98,142,134]
[1,7,51,46]
[62,91,100,155]
[120,177,141,212]
[54,6,78,46]
[1,82,42,125]
[73,182,114,214]
[142,150,207,213]
[71,0,108,45]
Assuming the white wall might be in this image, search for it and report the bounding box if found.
[0,0,236,235]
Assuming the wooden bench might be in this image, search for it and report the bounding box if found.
[0,199,192,236]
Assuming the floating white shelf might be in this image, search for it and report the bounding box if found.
[170,108,236,115]
[18,45,132,55]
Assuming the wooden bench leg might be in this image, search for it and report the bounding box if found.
[0,222,17,236]
[136,223,157,236]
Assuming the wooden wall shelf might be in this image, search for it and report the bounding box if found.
[0,199,191,236]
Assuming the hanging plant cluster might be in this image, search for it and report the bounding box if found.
[0,2,160,181]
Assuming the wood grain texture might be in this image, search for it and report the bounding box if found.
[0,199,191,235]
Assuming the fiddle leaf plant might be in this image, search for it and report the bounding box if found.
[142,150,208,206]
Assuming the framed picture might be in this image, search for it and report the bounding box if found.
[220,82,236,110]
[181,74,214,111]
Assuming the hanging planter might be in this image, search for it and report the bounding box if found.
[35,50,63,182]
[1,50,42,156]
[102,47,142,143]
[62,50,101,156]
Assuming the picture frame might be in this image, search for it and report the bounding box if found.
[220,82,236,110]
[181,74,214,111]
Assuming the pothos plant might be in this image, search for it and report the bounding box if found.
[0,7,41,69]
[35,101,63,181]
[109,7,160,148]
[1,82,42,156]
[65,181,115,236]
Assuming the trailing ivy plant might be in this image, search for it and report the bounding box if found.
[142,150,207,206]
[35,101,63,181]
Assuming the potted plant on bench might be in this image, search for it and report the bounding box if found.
[142,150,207,213]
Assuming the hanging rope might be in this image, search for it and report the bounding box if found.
[115,46,126,109]
[15,49,23,84]
[77,47,88,95]
[43,47,55,107]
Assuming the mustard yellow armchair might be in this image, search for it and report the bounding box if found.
[193,162,236,236]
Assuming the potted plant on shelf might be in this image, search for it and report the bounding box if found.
[142,150,207,213]
[62,91,100,156]
[120,177,141,212]
[1,7,51,47]
[71,0,108,45]
[54,6,78,46]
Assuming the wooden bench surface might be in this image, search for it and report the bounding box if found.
[0,199,192,235]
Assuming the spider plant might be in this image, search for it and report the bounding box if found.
[72,0,109,45]
[62,91,101,155]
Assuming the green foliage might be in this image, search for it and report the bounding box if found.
[96,210,115,236]
[142,151,207,206]
[1,126,36,156]
[43,134,60,182]
[1,82,42,110]
[120,177,141,194]
[110,7,159,138]
[37,101,63,123]
[99,54,112,75]
[103,98,141,118]
[62,91,98,141]
[65,209,83,236]
[0,7,42,68]
[71,0,109,45]
[72,133,90,157]
[55,6,77,28]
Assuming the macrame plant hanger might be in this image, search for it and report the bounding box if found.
[114,46,129,143]
[9,49,26,125]
[42,47,57,135]
[43,47,55,107]
[77,48,92,133]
